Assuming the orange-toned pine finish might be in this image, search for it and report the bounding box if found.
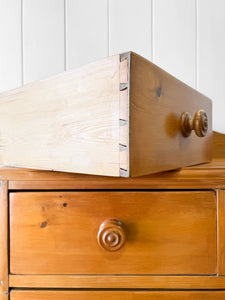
[10,290,225,300]
[0,182,8,300]
[0,131,224,299]
[10,191,216,275]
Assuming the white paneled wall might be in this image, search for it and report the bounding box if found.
[66,0,108,70]
[109,0,152,60]
[153,0,196,88]
[0,0,21,91]
[0,0,225,132]
[23,0,64,83]
[198,0,225,133]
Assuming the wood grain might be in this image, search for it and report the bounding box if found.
[10,191,216,275]
[0,132,221,184]
[6,172,225,190]
[218,189,225,275]
[0,181,9,300]
[0,163,224,191]
[0,55,121,176]
[10,290,225,300]
[129,52,212,176]
[0,162,224,191]
[213,131,225,158]
[9,274,225,289]
[0,51,213,177]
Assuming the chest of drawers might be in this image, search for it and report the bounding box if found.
[1,131,225,299]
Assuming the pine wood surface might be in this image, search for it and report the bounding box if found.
[0,181,8,300]
[0,131,222,189]
[3,131,225,296]
[0,52,213,177]
[10,290,225,300]
[0,159,224,190]
[0,54,122,177]
[10,191,216,275]
[213,131,225,158]
[9,275,225,289]
[218,189,225,275]
[129,52,212,176]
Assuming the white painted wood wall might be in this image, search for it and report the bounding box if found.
[0,0,225,132]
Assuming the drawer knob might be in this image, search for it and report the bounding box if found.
[180,110,208,137]
[97,219,126,252]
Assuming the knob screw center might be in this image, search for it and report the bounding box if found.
[106,233,116,244]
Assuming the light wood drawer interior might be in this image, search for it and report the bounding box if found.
[10,191,216,275]
[10,290,225,300]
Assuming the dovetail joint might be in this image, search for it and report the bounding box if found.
[119,144,127,151]
[120,83,128,91]
[120,168,129,177]
[119,52,130,177]
[119,119,127,126]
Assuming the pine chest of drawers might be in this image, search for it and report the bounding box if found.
[1,132,225,299]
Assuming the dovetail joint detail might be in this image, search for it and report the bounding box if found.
[119,53,130,177]
[120,83,128,91]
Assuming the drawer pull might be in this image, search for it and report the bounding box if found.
[97,219,126,252]
[180,110,208,137]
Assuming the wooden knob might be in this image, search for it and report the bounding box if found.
[180,110,208,137]
[97,219,126,252]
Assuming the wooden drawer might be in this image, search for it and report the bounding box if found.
[0,52,212,177]
[10,290,225,300]
[10,191,216,275]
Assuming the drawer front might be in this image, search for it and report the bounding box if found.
[129,52,213,177]
[10,191,216,275]
[10,290,225,300]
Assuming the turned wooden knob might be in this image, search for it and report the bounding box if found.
[180,110,208,137]
[97,219,126,252]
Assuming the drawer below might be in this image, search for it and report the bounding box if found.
[10,290,225,300]
[10,191,216,275]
